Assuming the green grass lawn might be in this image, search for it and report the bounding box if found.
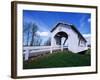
[23,50,91,69]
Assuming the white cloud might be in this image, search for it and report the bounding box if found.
[88,18,91,22]
[36,31,49,36]
[83,34,91,45]
[83,34,91,38]
[80,22,85,28]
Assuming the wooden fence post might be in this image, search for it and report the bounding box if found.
[24,50,29,61]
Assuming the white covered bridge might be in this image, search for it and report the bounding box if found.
[24,22,88,60]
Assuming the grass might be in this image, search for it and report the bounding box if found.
[23,50,91,69]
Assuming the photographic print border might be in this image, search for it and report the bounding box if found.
[11,1,98,78]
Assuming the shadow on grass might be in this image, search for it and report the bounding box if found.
[78,49,91,55]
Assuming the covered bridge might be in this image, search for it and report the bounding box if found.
[50,22,87,53]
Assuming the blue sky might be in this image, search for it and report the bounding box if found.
[23,10,91,34]
[23,10,91,45]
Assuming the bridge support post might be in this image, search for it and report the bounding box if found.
[61,37,64,51]
[50,34,53,54]
[61,44,63,51]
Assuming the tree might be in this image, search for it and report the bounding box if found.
[23,22,42,46]
[35,35,42,46]
[30,22,38,46]
[44,37,51,46]
[23,23,31,46]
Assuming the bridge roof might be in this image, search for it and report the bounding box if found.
[51,22,87,42]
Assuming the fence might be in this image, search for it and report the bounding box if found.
[23,45,68,61]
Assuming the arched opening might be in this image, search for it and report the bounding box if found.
[54,31,68,46]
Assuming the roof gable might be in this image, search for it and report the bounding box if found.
[51,23,87,42]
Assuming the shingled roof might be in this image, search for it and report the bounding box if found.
[51,23,87,42]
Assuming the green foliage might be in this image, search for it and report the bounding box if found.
[23,50,91,69]
[85,49,91,54]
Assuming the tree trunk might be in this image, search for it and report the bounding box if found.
[30,34,34,46]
